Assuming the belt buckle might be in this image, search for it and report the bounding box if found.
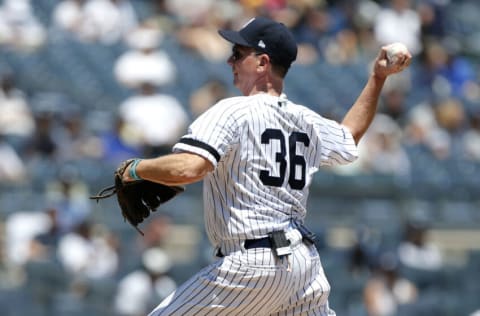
[268,231,292,257]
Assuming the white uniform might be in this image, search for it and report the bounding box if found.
[149,93,358,316]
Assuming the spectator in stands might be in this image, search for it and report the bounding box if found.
[28,208,62,262]
[173,4,233,62]
[98,115,143,166]
[290,2,332,63]
[323,28,362,65]
[4,209,54,266]
[0,135,27,183]
[113,22,187,156]
[0,72,35,143]
[335,114,411,177]
[378,63,414,125]
[416,0,447,40]
[397,221,443,271]
[136,215,173,251]
[163,0,215,24]
[351,0,382,59]
[114,247,176,316]
[23,110,58,160]
[0,0,46,51]
[51,0,88,40]
[117,81,189,157]
[0,217,20,289]
[361,114,411,177]
[434,97,467,143]
[57,220,119,279]
[404,101,451,160]
[55,110,102,162]
[364,252,418,316]
[372,0,421,125]
[44,166,91,233]
[373,0,422,56]
[114,24,176,89]
[83,0,138,44]
[189,78,230,117]
[405,96,468,164]
[348,239,373,283]
[140,0,176,35]
[53,0,138,44]
[416,38,479,101]
[463,110,480,162]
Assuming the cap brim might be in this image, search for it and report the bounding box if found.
[218,30,251,47]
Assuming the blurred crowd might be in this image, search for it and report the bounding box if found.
[0,0,479,315]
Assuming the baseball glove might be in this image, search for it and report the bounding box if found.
[90,159,184,234]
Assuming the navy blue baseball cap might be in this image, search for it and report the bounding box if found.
[218,17,297,69]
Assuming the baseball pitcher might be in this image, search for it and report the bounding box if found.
[97,16,411,316]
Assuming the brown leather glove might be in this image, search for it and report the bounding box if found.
[90,159,184,234]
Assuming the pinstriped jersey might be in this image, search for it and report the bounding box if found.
[173,93,358,248]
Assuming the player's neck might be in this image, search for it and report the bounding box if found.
[246,78,283,97]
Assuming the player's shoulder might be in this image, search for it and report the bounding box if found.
[210,94,320,119]
[287,100,315,113]
[285,99,343,130]
[193,96,253,125]
[214,95,257,107]
[286,99,322,119]
[208,95,263,116]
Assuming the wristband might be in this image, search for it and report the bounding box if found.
[129,158,143,181]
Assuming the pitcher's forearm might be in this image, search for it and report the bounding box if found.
[341,73,386,144]
[129,153,213,185]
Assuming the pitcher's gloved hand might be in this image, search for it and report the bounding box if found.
[90,159,184,235]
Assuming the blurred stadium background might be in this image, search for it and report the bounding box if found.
[0,0,479,315]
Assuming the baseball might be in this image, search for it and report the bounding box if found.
[385,42,409,65]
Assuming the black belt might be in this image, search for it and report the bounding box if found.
[245,226,317,249]
[244,237,272,249]
[216,226,316,258]
[216,237,273,258]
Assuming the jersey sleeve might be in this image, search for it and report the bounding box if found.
[310,113,359,167]
[172,98,241,167]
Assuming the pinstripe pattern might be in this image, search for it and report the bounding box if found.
[149,233,334,316]
[173,94,357,246]
[157,93,358,315]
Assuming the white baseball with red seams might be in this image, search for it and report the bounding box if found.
[385,42,409,65]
